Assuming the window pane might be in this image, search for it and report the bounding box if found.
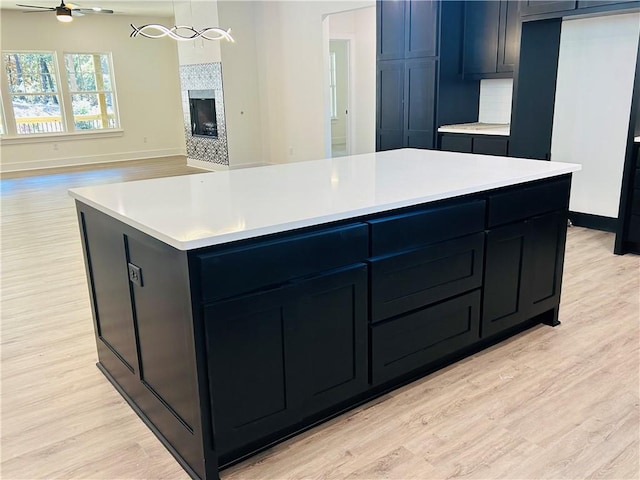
[65,52,118,130]
[71,93,116,130]
[4,52,58,94]
[12,94,63,134]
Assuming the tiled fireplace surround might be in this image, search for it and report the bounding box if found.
[179,62,229,167]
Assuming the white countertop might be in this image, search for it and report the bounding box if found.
[69,149,580,250]
[438,123,510,136]
[635,136,640,143]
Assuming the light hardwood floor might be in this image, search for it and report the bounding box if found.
[1,157,638,479]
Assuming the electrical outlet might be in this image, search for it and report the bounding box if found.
[128,263,143,287]
[53,143,58,151]
[289,146,294,155]
[143,137,148,144]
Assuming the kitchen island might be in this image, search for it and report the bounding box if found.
[70,149,580,480]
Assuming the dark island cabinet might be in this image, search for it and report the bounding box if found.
[75,173,574,480]
[463,0,521,78]
[482,177,571,337]
[205,264,368,462]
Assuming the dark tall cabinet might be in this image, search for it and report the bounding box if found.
[376,0,438,151]
[376,0,479,151]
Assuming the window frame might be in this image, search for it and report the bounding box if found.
[63,51,120,131]
[0,49,123,142]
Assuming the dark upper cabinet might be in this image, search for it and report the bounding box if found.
[521,0,576,15]
[463,0,521,77]
[377,0,438,60]
[497,0,521,72]
[405,0,438,58]
[463,1,501,76]
[377,0,405,60]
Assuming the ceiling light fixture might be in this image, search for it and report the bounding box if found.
[130,24,234,42]
[55,6,73,22]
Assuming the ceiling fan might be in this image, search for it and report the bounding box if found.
[17,1,114,23]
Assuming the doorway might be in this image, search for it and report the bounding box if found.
[329,39,350,157]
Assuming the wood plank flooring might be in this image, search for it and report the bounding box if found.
[1,157,638,479]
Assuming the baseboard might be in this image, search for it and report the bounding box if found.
[187,158,229,171]
[0,148,186,173]
[568,211,618,232]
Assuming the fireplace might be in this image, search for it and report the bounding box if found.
[189,90,218,138]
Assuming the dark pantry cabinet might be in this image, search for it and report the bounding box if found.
[376,0,439,150]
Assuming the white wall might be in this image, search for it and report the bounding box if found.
[174,0,222,65]
[218,0,374,166]
[330,39,349,147]
[328,6,376,156]
[551,12,640,218]
[0,10,185,172]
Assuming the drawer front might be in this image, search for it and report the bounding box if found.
[628,214,640,242]
[440,134,473,153]
[368,200,486,256]
[370,233,484,322]
[197,223,368,303]
[473,137,509,157]
[371,290,481,385]
[488,176,571,227]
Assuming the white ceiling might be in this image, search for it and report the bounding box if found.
[0,0,176,17]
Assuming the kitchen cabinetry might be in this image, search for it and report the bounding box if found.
[71,151,578,480]
[439,132,509,156]
[205,264,368,460]
[463,0,521,77]
[376,1,438,151]
[482,177,570,336]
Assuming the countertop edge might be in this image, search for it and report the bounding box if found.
[69,165,580,251]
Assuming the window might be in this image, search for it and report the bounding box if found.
[329,51,337,120]
[3,52,63,134]
[64,53,118,130]
[1,50,119,136]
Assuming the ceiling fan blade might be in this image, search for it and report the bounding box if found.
[70,9,84,16]
[73,7,113,14]
[16,4,56,9]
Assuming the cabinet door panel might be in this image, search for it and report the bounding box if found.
[205,286,296,457]
[405,58,436,148]
[288,265,368,417]
[464,0,501,75]
[377,0,405,60]
[80,209,138,374]
[527,211,568,317]
[377,60,405,151]
[577,0,636,7]
[497,0,520,72]
[482,222,528,337]
[406,0,438,58]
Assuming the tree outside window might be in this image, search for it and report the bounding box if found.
[3,52,63,134]
[64,53,118,130]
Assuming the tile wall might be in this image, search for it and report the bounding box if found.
[478,78,514,124]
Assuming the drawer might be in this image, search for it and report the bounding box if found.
[634,169,640,189]
[487,176,571,227]
[473,137,509,156]
[196,223,368,303]
[440,134,473,153]
[370,233,484,322]
[368,200,486,256]
[371,290,481,385]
